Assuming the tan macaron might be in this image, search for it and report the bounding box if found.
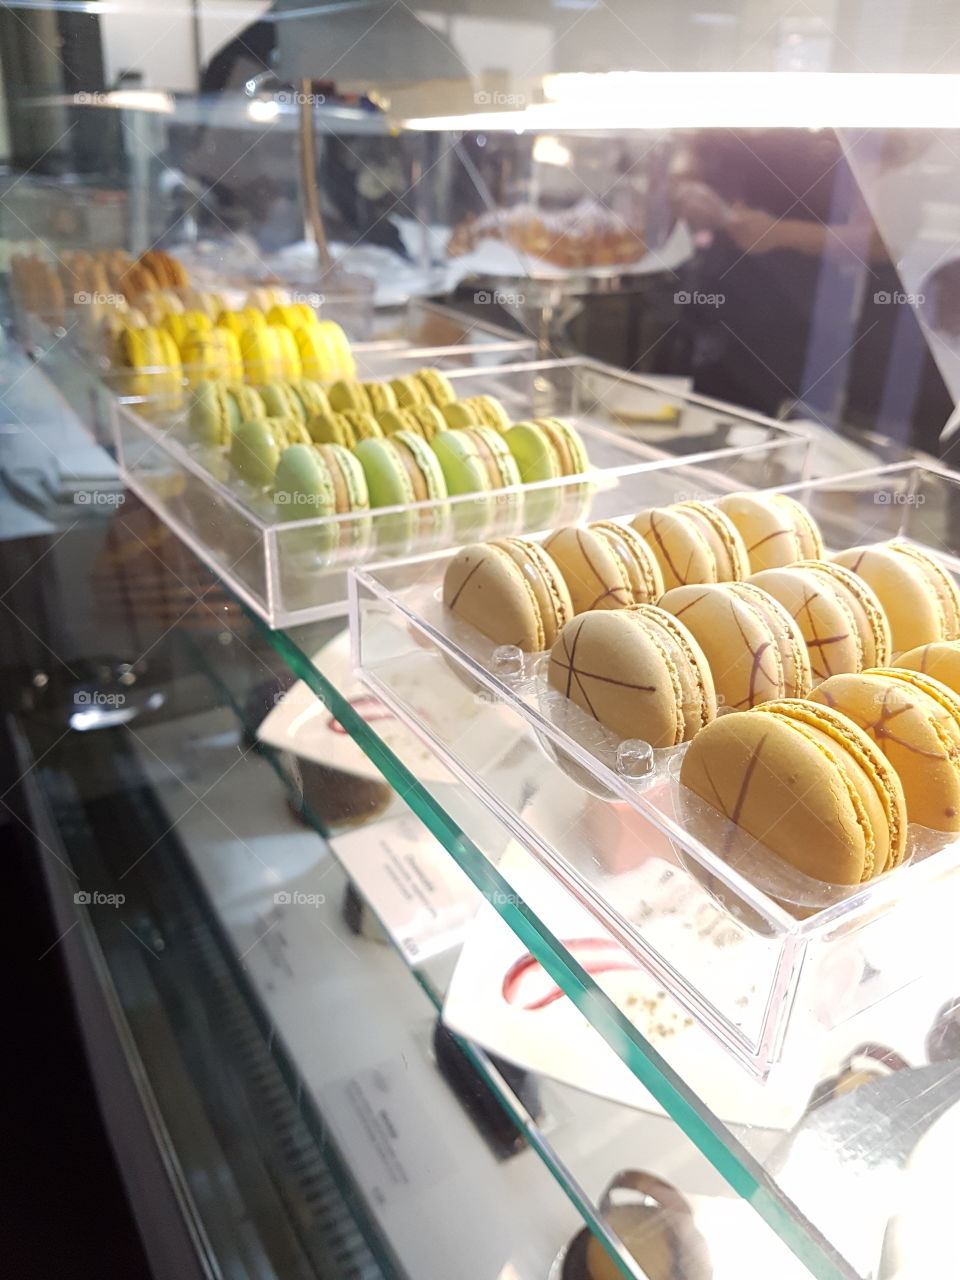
[543,525,633,613]
[834,542,960,652]
[897,640,960,695]
[812,668,960,832]
[630,507,717,590]
[491,538,573,648]
[674,501,750,580]
[589,521,665,604]
[715,492,823,571]
[444,542,562,651]
[548,605,716,746]
[659,583,787,710]
[680,698,907,885]
[748,561,890,680]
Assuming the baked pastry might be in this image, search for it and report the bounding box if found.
[630,506,717,590]
[896,640,960,694]
[548,605,716,745]
[715,492,824,571]
[442,395,511,434]
[504,418,591,480]
[543,523,663,613]
[432,427,521,495]
[749,561,891,679]
[443,539,571,651]
[659,582,811,708]
[378,404,447,443]
[673,501,750,580]
[355,434,446,508]
[812,669,960,830]
[680,699,908,884]
[833,542,960,651]
[229,418,282,487]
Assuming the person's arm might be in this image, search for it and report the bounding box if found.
[725,202,888,262]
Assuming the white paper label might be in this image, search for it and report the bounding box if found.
[322,1061,456,1209]
[332,814,479,964]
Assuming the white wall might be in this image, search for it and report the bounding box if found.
[100,0,270,91]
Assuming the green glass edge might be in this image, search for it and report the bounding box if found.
[253,609,852,1280]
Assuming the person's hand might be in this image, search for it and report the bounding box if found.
[673,179,730,231]
[725,202,781,253]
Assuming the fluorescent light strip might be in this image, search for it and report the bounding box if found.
[404,72,960,131]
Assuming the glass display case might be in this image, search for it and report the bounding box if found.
[7,6,960,1280]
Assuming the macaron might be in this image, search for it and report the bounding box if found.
[415,367,456,407]
[258,381,304,422]
[432,429,495,495]
[366,381,398,416]
[342,409,383,443]
[543,523,662,614]
[271,416,312,446]
[680,698,907,885]
[547,605,716,746]
[230,418,280,487]
[225,383,266,428]
[272,443,336,519]
[896,641,960,695]
[659,582,811,710]
[315,443,370,514]
[504,418,590,481]
[188,379,231,446]
[630,507,717,590]
[749,561,891,679]
[390,374,429,408]
[379,404,447,443]
[833,542,960,652]
[811,668,960,831]
[290,379,331,419]
[328,379,369,413]
[442,395,511,434]
[674,501,750,581]
[387,430,448,503]
[490,538,573,648]
[715,492,824,571]
[589,521,666,605]
[726,581,813,700]
[354,436,417,508]
[444,541,566,651]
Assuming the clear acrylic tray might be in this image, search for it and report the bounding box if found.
[114,358,809,627]
[349,460,960,1077]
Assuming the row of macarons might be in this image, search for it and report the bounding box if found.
[114,314,356,400]
[443,534,960,894]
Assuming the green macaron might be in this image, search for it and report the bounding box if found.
[273,443,336,518]
[537,417,590,474]
[467,425,522,488]
[503,421,563,483]
[188,379,231,446]
[431,429,496,495]
[291,379,331,419]
[258,382,304,422]
[230,418,281,487]
[415,367,456,407]
[389,375,428,408]
[307,410,355,448]
[328,379,370,413]
[354,437,417,508]
[225,383,266,430]
[364,381,397,416]
[389,429,448,502]
[379,403,447,443]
